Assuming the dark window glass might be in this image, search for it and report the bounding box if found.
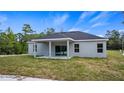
[74,44,79,48]
[75,49,79,52]
[35,44,37,52]
[97,49,103,53]
[33,44,34,52]
[97,43,103,48]
[74,44,79,53]
[97,43,103,53]
[55,46,67,56]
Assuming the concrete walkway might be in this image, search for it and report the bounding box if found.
[0,75,53,81]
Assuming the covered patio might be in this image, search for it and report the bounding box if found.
[31,38,73,59]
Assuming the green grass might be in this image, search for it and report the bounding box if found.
[0,50,124,80]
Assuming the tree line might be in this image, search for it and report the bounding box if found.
[105,30,124,50]
[0,23,123,55]
[0,24,55,55]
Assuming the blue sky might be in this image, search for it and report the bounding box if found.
[0,11,123,36]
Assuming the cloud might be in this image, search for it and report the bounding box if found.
[75,11,96,26]
[68,28,82,31]
[97,35,104,37]
[68,28,90,32]
[91,22,106,28]
[89,12,110,23]
[89,12,112,28]
[0,15,7,23]
[119,29,124,32]
[54,14,69,26]
[69,12,96,31]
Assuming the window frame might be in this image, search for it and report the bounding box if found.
[97,43,103,53]
[33,43,37,52]
[74,44,79,53]
[35,44,37,52]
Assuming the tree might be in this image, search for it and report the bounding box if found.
[22,24,34,34]
[46,28,55,35]
[15,33,23,42]
[22,24,36,42]
[0,27,16,54]
[40,32,46,37]
[105,30,121,50]
[120,31,124,51]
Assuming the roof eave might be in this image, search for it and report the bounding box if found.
[31,38,74,42]
[73,39,109,41]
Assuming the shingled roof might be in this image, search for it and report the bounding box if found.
[38,31,105,40]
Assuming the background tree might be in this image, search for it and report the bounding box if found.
[105,30,121,50]
[45,28,55,35]
[0,25,55,55]
[22,24,35,53]
[120,31,124,51]
[0,27,16,54]
[22,24,34,34]
[15,33,23,42]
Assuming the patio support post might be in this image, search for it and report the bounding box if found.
[49,41,52,58]
[67,40,69,59]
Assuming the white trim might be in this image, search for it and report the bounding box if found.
[31,38,73,42]
[49,41,52,57]
[73,39,108,42]
[33,42,36,58]
[67,40,69,58]
[30,38,108,42]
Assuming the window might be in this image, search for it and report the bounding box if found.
[35,44,37,52]
[74,44,79,52]
[33,44,37,52]
[97,43,103,53]
[33,44,34,52]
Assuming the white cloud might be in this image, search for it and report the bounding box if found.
[79,12,88,20]
[91,22,106,28]
[68,28,82,31]
[54,14,69,26]
[97,35,104,37]
[119,29,124,32]
[69,12,96,31]
[69,28,90,32]
[89,12,109,23]
[0,15,7,23]
[75,11,96,26]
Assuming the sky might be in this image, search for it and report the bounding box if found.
[0,11,124,37]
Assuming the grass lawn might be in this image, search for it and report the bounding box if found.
[0,50,124,80]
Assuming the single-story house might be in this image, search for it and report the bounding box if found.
[27,31,108,59]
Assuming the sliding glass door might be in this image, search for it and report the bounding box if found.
[55,46,67,56]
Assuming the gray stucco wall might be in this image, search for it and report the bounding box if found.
[28,42,49,56]
[28,41,107,58]
[28,43,33,55]
[69,41,107,58]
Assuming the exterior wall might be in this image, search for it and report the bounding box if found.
[70,41,107,58]
[28,43,34,55]
[28,42,49,56]
[28,40,107,58]
[36,43,49,56]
